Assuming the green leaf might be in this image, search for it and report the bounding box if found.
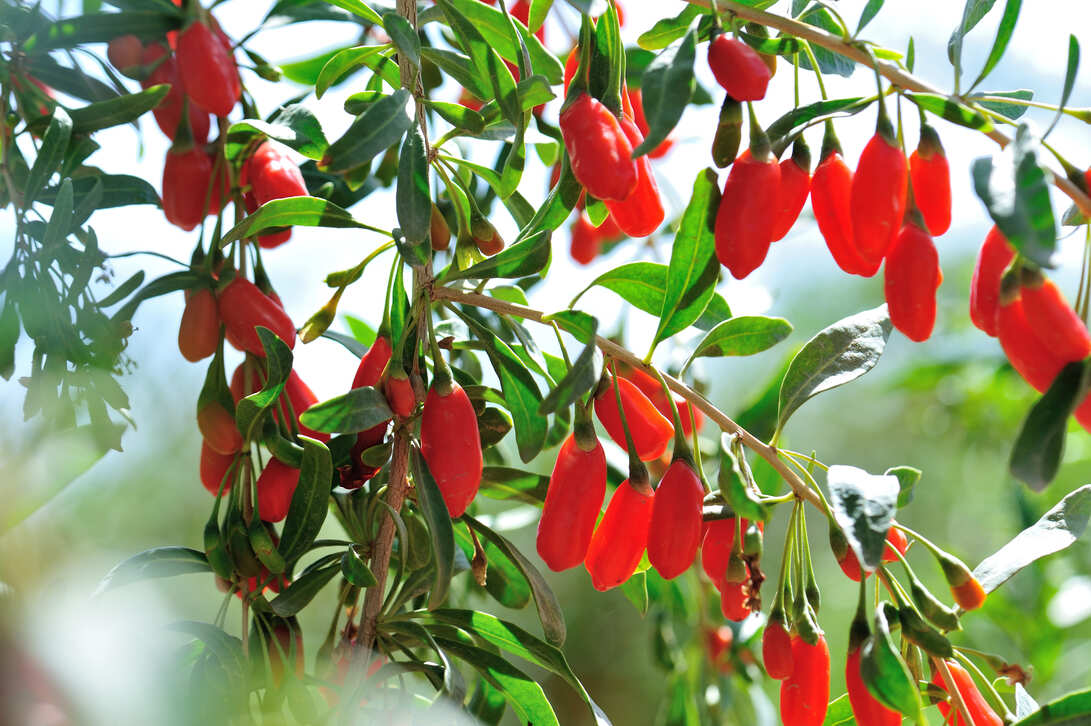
[322,0,382,23]
[68,83,169,133]
[235,328,294,443]
[619,570,649,615]
[970,89,1034,120]
[382,12,420,69]
[453,524,530,608]
[112,270,203,322]
[633,29,696,157]
[423,99,485,134]
[226,105,329,161]
[95,547,210,594]
[542,310,597,344]
[682,316,792,373]
[973,484,1091,594]
[282,46,354,86]
[968,0,1022,91]
[411,448,456,610]
[637,4,702,50]
[860,605,921,718]
[436,0,562,84]
[856,0,884,34]
[948,0,999,78]
[322,88,413,173]
[777,305,891,433]
[766,97,868,147]
[718,435,770,523]
[219,197,374,247]
[299,386,393,434]
[24,11,180,52]
[797,7,855,77]
[1045,35,1080,138]
[478,467,549,505]
[539,316,601,415]
[827,465,900,572]
[396,125,431,247]
[25,107,72,208]
[463,514,565,646]
[1010,687,1091,726]
[435,0,520,123]
[580,261,668,315]
[971,124,1057,268]
[269,561,341,616]
[39,174,160,209]
[277,437,333,564]
[447,230,550,282]
[885,466,921,508]
[822,694,855,726]
[316,45,388,97]
[420,47,489,100]
[0,300,19,380]
[1010,361,1085,490]
[43,179,74,248]
[527,0,553,32]
[905,92,994,131]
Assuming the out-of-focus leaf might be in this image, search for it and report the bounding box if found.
[828,465,900,572]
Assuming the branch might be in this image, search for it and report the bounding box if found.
[431,285,823,511]
[689,0,1091,219]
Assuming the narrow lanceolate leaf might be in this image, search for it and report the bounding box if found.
[235,328,294,443]
[25,107,72,208]
[682,316,793,373]
[948,0,999,78]
[39,174,160,209]
[539,315,601,415]
[410,448,455,610]
[1044,34,1080,138]
[299,386,393,434]
[633,29,696,157]
[860,605,922,719]
[652,168,719,347]
[971,123,1057,268]
[269,561,341,616]
[905,92,993,131]
[396,125,431,246]
[856,0,885,34]
[637,5,702,50]
[315,45,388,98]
[219,197,373,247]
[969,89,1034,119]
[527,0,553,32]
[382,12,421,69]
[968,0,1022,91]
[446,230,551,281]
[973,484,1091,594]
[436,0,520,122]
[477,467,549,505]
[440,0,563,84]
[422,99,485,134]
[776,305,892,433]
[886,466,921,508]
[453,524,531,608]
[24,11,181,52]
[95,547,210,594]
[322,0,383,24]
[322,88,413,172]
[1009,361,1085,490]
[278,437,334,564]
[827,465,900,572]
[619,571,649,615]
[1010,687,1091,726]
[718,435,769,523]
[69,83,170,133]
[226,105,329,160]
[766,97,868,148]
[341,544,378,588]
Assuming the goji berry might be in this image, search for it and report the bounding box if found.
[341,336,394,486]
[951,577,987,611]
[603,116,664,237]
[563,47,580,96]
[846,647,900,726]
[719,577,750,621]
[382,367,417,418]
[282,370,329,442]
[711,96,743,168]
[200,441,236,495]
[836,527,907,580]
[107,34,143,75]
[624,367,703,436]
[715,148,781,279]
[470,215,504,256]
[705,626,734,673]
[969,227,1015,336]
[430,204,451,251]
[882,526,908,563]
[537,430,607,571]
[584,479,654,591]
[198,401,242,455]
[257,458,300,523]
[559,93,639,202]
[140,43,210,142]
[851,130,907,267]
[932,661,1003,726]
[762,616,793,680]
[647,459,704,579]
[218,277,297,356]
[884,219,941,342]
[909,124,951,236]
[770,139,811,242]
[245,141,308,206]
[811,144,873,275]
[176,19,240,117]
[1019,273,1091,362]
[178,288,220,362]
[593,376,674,462]
[780,633,830,726]
[997,297,1066,393]
[421,380,482,517]
[701,517,744,581]
[570,214,601,265]
[162,147,215,231]
[707,34,771,101]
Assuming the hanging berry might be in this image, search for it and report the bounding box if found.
[909,124,951,236]
[584,477,654,591]
[593,375,674,462]
[178,289,220,362]
[559,93,639,202]
[218,277,297,356]
[850,105,907,268]
[780,633,831,726]
[420,366,483,517]
[931,661,1003,726]
[884,217,942,342]
[257,459,300,523]
[603,116,665,237]
[176,18,241,117]
[707,34,771,101]
[811,125,873,275]
[969,227,1016,336]
[770,138,812,242]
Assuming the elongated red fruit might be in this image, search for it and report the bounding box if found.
[200,441,235,494]
[970,227,1015,336]
[257,459,300,523]
[584,479,654,591]
[382,370,416,418]
[537,432,607,571]
[882,526,908,563]
[570,213,601,265]
[884,220,941,342]
[342,337,393,488]
[997,297,1066,393]
[604,117,665,237]
[762,617,793,680]
[846,647,900,726]
[811,151,874,275]
[707,35,771,101]
[647,459,704,579]
[421,382,483,517]
[108,34,143,75]
[909,124,951,236]
[176,20,240,117]
[282,370,329,442]
[701,517,743,580]
[715,149,781,279]
[780,634,830,726]
[246,141,308,206]
[720,578,750,621]
[851,132,907,267]
[624,367,703,435]
[162,148,214,231]
[178,288,220,362]
[198,402,242,455]
[1020,275,1091,362]
[218,278,296,356]
[593,376,674,462]
[140,43,210,142]
[559,93,639,202]
[770,142,812,242]
[932,661,1003,726]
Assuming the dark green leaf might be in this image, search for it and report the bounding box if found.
[423,99,485,134]
[539,315,601,415]
[968,0,1022,90]
[322,88,413,173]
[766,97,868,147]
[39,174,160,209]
[316,45,387,98]
[860,605,921,718]
[26,107,72,208]
[448,231,550,282]
[269,562,341,616]
[857,0,884,33]
[905,92,994,131]
[42,179,73,248]
[226,105,329,160]
[718,435,770,523]
[299,386,393,434]
[68,83,169,133]
[0,301,19,380]
[478,467,549,505]
[112,270,202,322]
[396,125,431,247]
[797,7,855,77]
[436,0,562,84]
[235,328,294,443]
[278,437,333,564]
[420,47,489,100]
[95,271,144,309]
[383,12,421,69]
[24,11,180,52]
[411,448,456,609]
[682,316,792,372]
[633,29,696,157]
[827,465,900,572]
[1010,687,1091,726]
[220,197,373,247]
[637,5,702,50]
[970,89,1034,120]
[95,547,210,594]
[435,0,520,123]
[1010,361,1085,490]
[453,524,530,608]
[471,324,548,463]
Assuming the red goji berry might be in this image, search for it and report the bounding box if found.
[559,93,639,202]
[107,34,143,75]
[197,401,242,455]
[882,526,908,563]
[140,43,210,142]
[470,215,505,256]
[647,459,704,579]
[353,336,392,389]
[997,297,1066,393]
[256,459,300,523]
[176,19,240,117]
[909,124,951,236]
[851,131,907,267]
[200,441,236,495]
[537,431,607,571]
[382,367,417,418]
[811,148,874,276]
[762,616,793,680]
[780,634,830,726]
[584,479,654,591]
[932,661,1003,726]
[421,381,483,517]
[624,367,703,436]
[219,278,297,356]
[770,140,812,242]
[162,147,215,231]
[884,219,941,342]
[951,577,987,611]
[178,288,220,362]
[430,204,451,251]
[970,226,1015,336]
[282,370,329,442]
[837,527,908,581]
[701,517,744,580]
[341,337,393,489]
[603,116,664,237]
[593,376,674,462]
[570,213,601,265]
[1019,273,1091,362]
[245,141,308,206]
[719,576,750,621]
[714,148,781,279]
[563,47,580,96]
[707,34,771,101]
[846,647,900,726]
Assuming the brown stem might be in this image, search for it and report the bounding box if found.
[430,285,822,510]
[689,0,1091,218]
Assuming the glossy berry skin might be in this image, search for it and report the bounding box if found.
[701,517,743,581]
[707,35,771,101]
[421,383,483,517]
[715,149,782,279]
[762,618,793,680]
[882,526,908,563]
[851,133,907,267]
[246,141,308,206]
[884,221,941,342]
[811,151,874,276]
[719,578,750,621]
[624,367,703,436]
[198,402,242,455]
[584,480,654,591]
[1020,278,1091,362]
[178,289,219,362]
[951,577,987,611]
[770,156,811,242]
[200,441,235,495]
[780,634,831,726]
[846,647,900,726]
[932,661,1003,726]
[593,377,674,462]
[163,148,214,231]
[176,20,240,117]
[383,373,416,418]
[909,131,951,236]
[647,459,704,579]
[604,117,665,237]
[140,43,210,142]
[570,214,601,265]
[560,93,639,202]
[970,227,1015,336]
[282,371,329,442]
[997,298,1066,393]
[218,278,296,356]
[537,433,607,571]
[563,47,580,96]
[257,459,300,523]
